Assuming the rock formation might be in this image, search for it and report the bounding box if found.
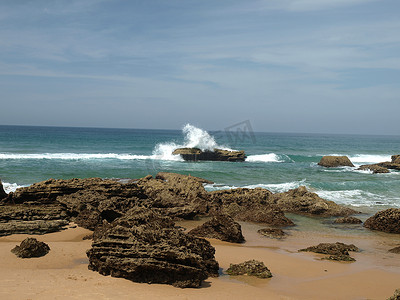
[257,228,286,239]
[11,237,50,258]
[389,246,400,254]
[333,216,363,224]
[318,156,355,168]
[226,260,272,278]
[87,207,219,288]
[358,155,400,173]
[358,164,390,174]
[299,242,359,261]
[0,180,7,200]
[188,214,245,243]
[172,148,246,162]
[387,288,400,300]
[272,186,358,217]
[364,208,400,234]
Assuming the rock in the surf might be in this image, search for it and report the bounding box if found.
[87,207,219,288]
[188,214,245,243]
[226,260,272,278]
[364,208,400,234]
[318,156,355,168]
[11,237,50,258]
[333,216,363,224]
[0,180,7,200]
[172,147,246,162]
[358,164,390,174]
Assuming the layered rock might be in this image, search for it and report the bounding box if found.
[333,216,363,224]
[364,208,400,234]
[172,148,246,162]
[0,180,7,200]
[156,172,214,184]
[87,207,219,288]
[318,156,355,168]
[11,237,50,258]
[358,164,390,174]
[188,214,245,243]
[208,188,294,226]
[226,260,272,278]
[272,186,358,217]
[299,242,359,261]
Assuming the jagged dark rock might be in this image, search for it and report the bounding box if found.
[299,242,359,261]
[0,180,7,200]
[272,186,358,217]
[11,237,50,258]
[226,260,272,278]
[387,288,400,300]
[358,164,390,174]
[87,207,219,288]
[318,156,355,168]
[208,188,294,226]
[389,246,400,254]
[188,214,245,243]
[364,208,400,234]
[257,228,286,239]
[172,148,246,162]
[333,216,363,224]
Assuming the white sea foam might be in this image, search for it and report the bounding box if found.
[1,182,26,193]
[246,153,282,163]
[204,179,306,193]
[0,153,153,160]
[325,153,392,165]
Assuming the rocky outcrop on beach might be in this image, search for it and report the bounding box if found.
[156,172,214,184]
[257,228,286,239]
[358,155,400,173]
[0,180,7,200]
[87,207,219,288]
[172,148,246,162]
[318,156,355,168]
[11,237,50,258]
[299,242,359,261]
[272,186,358,217]
[333,216,363,224]
[188,214,245,243]
[208,188,294,226]
[364,208,400,234]
[387,288,400,300]
[226,260,272,278]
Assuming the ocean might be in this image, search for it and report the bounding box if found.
[1,124,399,213]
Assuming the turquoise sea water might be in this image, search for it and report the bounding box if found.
[0,124,399,213]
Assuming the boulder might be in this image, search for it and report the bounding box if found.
[299,242,358,261]
[272,186,358,217]
[318,156,355,168]
[387,289,400,300]
[0,180,7,200]
[208,188,294,226]
[257,228,286,239]
[226,260,272,278]
[172,148,246,162]
[188,214,245,243]
[358,164,390,174]
[87,207,219,288]
[389,246,400,254]
[364,208,400,234]
[333,216,363,224]
[11,237,50,258]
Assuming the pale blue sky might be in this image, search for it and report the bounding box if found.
[1,0,399,134]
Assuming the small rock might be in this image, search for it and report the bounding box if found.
[11,238,50,258]
[387,288,400,300]
[226,260,272,278]
[364,208,400,234]
[358,164,389,174]
[333,216,363,224]
[299,242,358,262]
[389,246,400,254]
[257,228,286,239]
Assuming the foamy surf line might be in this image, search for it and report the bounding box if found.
[246,153,283,163]
[323,154,392,164]
[1,182,26,193]
[0,153,183,161]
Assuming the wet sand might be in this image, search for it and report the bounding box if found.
[0,220,399,300]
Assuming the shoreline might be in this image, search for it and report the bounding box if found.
[1,221,399,300]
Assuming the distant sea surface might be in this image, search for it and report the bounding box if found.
[1,124,399,213]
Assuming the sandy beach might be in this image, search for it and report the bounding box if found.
[1,220,399,300]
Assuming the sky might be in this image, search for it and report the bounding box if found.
[0,0,399,135]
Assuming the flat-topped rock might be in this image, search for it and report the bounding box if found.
[172,148,246,162]
[358,164,390,174]
[318,156,355,168]
[299,242,359,261]
[364,208,400,234]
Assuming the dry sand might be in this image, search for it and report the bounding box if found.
[1,221,399,300]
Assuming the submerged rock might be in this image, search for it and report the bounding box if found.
[226,260,272,278]
[208,188,294,226]
[172,148,246,162]
[364,208,400,234]
[333,216,363,224]
[188,214,245,243]
[318,156,355,168]
[87,207,219,288]
[11,237,50,258]
[299,242,359,261]
[272,186,358,217]
[257,228,286,239]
